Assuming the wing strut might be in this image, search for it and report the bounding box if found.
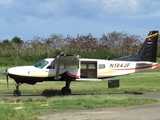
[55,59,61,80]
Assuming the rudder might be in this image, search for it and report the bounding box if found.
[138,30,158,62]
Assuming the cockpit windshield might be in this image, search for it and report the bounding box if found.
[34,60,49,69]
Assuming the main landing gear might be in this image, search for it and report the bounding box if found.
[61,81,71,95]
[13,83,22,96]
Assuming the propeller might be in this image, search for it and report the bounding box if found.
[2,69,9,88]
[6,71,8,88]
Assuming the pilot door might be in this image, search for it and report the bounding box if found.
[80,61,97,78]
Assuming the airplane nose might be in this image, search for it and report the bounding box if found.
[2,69,8,75]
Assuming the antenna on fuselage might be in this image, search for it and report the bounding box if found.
[53,52,64,58]
[106,56,110,60]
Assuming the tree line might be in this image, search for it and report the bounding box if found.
[0,31,160,66]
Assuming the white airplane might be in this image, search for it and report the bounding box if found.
[2,30,159,96]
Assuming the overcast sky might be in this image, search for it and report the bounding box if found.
[0,0,160,41]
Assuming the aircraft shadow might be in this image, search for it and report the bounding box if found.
[42,89,62,97]
[41,89,143,97]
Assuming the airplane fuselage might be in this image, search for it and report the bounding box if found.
[7,58,158,84]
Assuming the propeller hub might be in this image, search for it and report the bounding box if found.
[2,69,8,75]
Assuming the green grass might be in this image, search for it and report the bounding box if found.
[0,95,157,120]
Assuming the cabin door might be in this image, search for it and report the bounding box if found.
[80,61,97,78]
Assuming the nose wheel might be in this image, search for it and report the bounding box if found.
[13,83,22,96]
[13,89,21,96]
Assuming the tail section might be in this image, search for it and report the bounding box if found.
[115,30,158,62]
[138,31,158,62]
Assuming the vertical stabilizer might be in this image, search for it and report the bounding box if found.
[138,31,158,62]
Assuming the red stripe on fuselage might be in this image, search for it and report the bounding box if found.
[67,71,79,79]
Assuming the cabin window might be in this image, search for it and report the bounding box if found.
[34,60,49,69]
[69,64,79,69]
[60,64,65,69]
[99,64,105,69]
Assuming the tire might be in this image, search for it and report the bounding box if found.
[13,89,21,96]
[61,87,71,95]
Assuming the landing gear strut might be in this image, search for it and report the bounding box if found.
[13,83,22,96]
[61,81,71,95]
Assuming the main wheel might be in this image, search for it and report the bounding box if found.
[61,87,71,95]
[13,89,21,96]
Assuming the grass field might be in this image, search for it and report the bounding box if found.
[0,67,160,120]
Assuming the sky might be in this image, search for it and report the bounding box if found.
[0,0,160,41]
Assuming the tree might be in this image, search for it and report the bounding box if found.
[11,36,24,44]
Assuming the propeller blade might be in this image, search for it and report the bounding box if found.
[2,69,9,89]
[6,74,9,89]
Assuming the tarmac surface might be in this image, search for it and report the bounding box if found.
[1,92,160,120]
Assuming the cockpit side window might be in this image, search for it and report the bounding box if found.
[47,64,55,69]
[34,60,49,69]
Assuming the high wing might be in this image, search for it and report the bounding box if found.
[52,54,80,80]
[53,53,80,64]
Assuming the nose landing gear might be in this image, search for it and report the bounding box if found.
[13,83,22,96]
